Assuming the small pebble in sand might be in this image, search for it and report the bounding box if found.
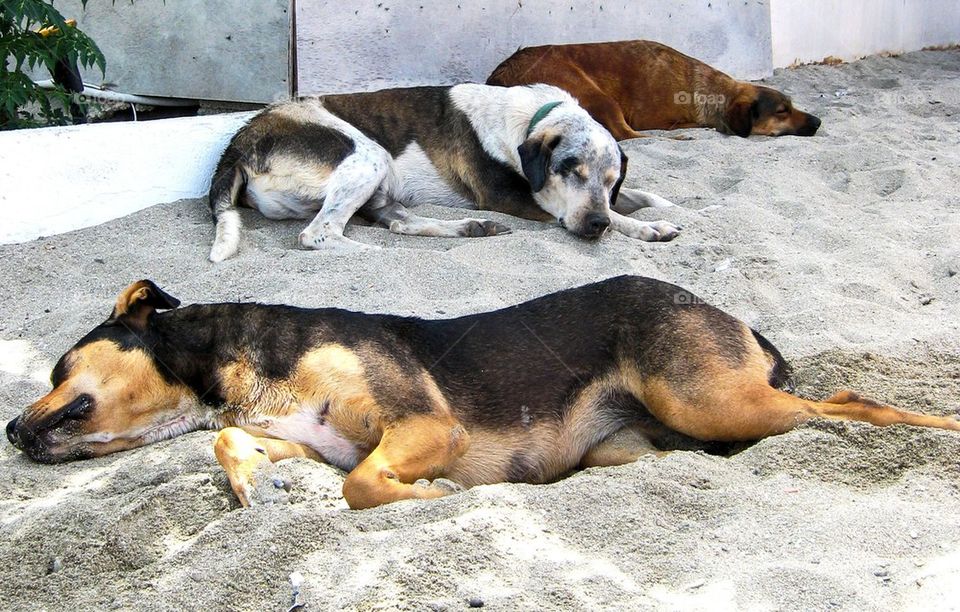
[47,557,62,574]
[467,596,484,608]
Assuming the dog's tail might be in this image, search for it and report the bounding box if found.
[750,328,795,392]
[208,141,247,263]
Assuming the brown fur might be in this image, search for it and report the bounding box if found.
[9,278,958,510]
[488,40,821,139]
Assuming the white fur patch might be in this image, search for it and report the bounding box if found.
[209,209,241,262]
[449,83,577,169]
[391,142,473,208]
[262,411,360,471]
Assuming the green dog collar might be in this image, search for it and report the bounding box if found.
[526,101,564,137]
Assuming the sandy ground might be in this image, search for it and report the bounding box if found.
[2,49,960,611]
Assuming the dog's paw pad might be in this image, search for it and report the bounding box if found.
[483,220,512,236]
[462,220,511,237]
[650,222,681,242]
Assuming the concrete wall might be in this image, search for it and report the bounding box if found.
[31,0,291,103]
[0,113,253,244]
[296,0,774,95]
[771,0,960,67]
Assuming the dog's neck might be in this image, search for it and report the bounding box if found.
[143,305,256,427]
[692,67,745,128]
[451,83,577,171]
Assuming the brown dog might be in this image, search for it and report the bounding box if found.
[7,278,957,510]
[488,40,822,140]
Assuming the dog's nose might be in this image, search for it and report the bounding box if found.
[6,417,20,447]
[584,213,610,237]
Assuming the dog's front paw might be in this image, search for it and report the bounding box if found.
[461,219,512,237]
[636,221,682,242]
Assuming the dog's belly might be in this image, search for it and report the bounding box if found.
[391,143,474,209]
[260,411,361,471]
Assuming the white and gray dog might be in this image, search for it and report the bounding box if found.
[208,83,679,261]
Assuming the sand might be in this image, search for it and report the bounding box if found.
[1,49,960,611]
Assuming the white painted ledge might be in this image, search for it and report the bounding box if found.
[0,112,254,244]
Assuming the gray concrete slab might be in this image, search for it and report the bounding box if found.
[33,0,291,103]
[296,0,773,95]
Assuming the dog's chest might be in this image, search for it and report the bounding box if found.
[260,410,361,471]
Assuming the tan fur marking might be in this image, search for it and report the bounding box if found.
[218,344,385,452]
[342,414,470,509]
[23,340,194,457]
[580,424,663,468]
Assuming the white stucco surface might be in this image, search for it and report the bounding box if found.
[295,0,774,94]
[0,113,254,244]
[771,0,960,67]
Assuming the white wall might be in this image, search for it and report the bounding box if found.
[0,113,253,244]
[296,0,774,94]
[771,0,960,67]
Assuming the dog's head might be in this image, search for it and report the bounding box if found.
[518,106,625,239]
[6,281,201,463]
[724,85,821,137]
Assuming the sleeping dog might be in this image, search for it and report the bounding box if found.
[207,84,680,261]
[8,278,958,509]
[488,40,822,140]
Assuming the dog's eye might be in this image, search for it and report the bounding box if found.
[776,107,789,115]
[64,394,93,420]
[556,157,580,176]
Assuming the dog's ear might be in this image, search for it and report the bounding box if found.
[610,146,629,207]
[725,98,757,138]
[518,133,562,192]
[108,280,180,329]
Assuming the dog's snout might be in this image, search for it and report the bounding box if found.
[583,212,610,238]
[799,114,822,136]
[6,417,19,447]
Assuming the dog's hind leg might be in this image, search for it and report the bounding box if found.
[358,197,511,238]
[609,210,681,241]
[612,187,677,215]
[580,423,664,468]
[342,415,470,510]
[297,148,391,252]
[214,427,321,507]
[639,377,960,444]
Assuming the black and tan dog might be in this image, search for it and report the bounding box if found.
[7,278,957,509]
[207,84,680,262]
[488,40,822,140]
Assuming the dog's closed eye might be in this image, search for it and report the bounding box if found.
[557,157,587,181]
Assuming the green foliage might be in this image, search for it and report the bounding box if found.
[0,0,105,129]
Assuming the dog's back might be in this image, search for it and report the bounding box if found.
[488,39,820,140]
[488,40,728,138]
